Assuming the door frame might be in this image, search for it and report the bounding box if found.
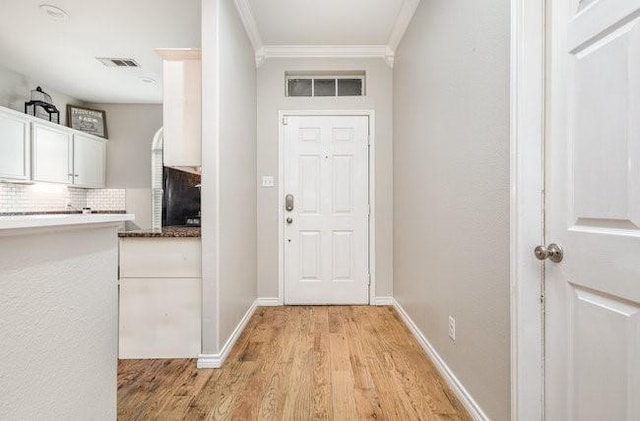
[510,0,545,419]
[277,110,376,305]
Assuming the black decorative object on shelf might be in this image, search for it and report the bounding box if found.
[24,86,60,124]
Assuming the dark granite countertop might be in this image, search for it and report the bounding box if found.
[118,226,201,238]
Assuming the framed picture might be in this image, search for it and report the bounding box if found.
[67,105,108,138]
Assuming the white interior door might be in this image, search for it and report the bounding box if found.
[283,115,369,304]
[546,0,640,419]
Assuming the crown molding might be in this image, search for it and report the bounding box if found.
[387,0,421,52]
[233,0,421,68]
[233,0,263,66]
[257,45,393,67]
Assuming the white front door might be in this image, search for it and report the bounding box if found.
[283,115,369,305]
[546,0,640,419]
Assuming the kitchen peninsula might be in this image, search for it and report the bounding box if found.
[0,213,133,420]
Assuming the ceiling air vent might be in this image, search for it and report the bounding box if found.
[96,57,140,68]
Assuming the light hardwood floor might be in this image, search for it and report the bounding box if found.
[118,306,470,420]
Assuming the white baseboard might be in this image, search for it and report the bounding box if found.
[256,297,282,306]
[197,299,258,369]
[372,296,394,305]
[392,299,489,421]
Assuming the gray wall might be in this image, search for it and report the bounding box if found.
[87,103,163,229]
[257,58,393,300]
[201,0,257,354]
[87,103,162,189]
[0,64,83,126]
[392,0,511,419]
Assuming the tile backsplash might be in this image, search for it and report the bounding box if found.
[87,189,126,211]
[0,183,125,213]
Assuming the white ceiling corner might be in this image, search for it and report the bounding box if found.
[235,0,421,68]
[387,0,421,52]
[233,0,263,56]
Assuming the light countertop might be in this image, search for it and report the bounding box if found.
[0,213,134,231]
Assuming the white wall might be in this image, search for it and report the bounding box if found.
[87,103,163,229]
[0,65,82,126]
[0,225,119,419]
[201,0,257,355]
[257,58,393,300]
[393,0,511,420]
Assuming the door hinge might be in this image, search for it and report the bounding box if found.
[367,205,371,216]
[282,117,288,125]
[367,134,371,146]
[368,273,371,285]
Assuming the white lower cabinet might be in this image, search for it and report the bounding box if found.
[118,237,201,359]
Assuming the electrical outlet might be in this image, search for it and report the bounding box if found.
[448,316,456,341]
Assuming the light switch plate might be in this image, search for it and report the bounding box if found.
[262,176,275,187]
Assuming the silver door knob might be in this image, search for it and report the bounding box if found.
[534,243,563,263]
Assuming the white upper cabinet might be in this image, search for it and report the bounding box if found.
[0,106,107,188]
[156,48,201,173]
[0,110,31,181]
[73,134,106,188]
[32,122,72,184]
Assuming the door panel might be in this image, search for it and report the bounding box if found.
[300,231,321,280]
[299,155,320,214]
[333,156,353,213]
[547,0,640,419]
[284,115,369,304]
[570,287,640,421]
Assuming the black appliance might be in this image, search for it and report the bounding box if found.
[162,167,201,227]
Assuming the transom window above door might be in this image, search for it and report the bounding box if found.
[285,72,365,97]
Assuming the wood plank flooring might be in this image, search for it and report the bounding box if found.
[118,306,471,420]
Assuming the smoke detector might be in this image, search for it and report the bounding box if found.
[96,57,140,68]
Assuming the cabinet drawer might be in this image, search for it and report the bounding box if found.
[119,237,201,278]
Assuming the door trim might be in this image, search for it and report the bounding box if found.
[510,0,545,419]
[277,110,376,305]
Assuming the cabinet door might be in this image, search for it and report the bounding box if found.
[73,134,105,188]
[162,58,201,169]
[119,277,201,358]
[32,123,72,184]
[0,111,31,180]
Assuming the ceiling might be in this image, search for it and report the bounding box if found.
[0,0,200,104]
[239,0,420,67]
[247,0,405,45]
[0,0,418,104]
